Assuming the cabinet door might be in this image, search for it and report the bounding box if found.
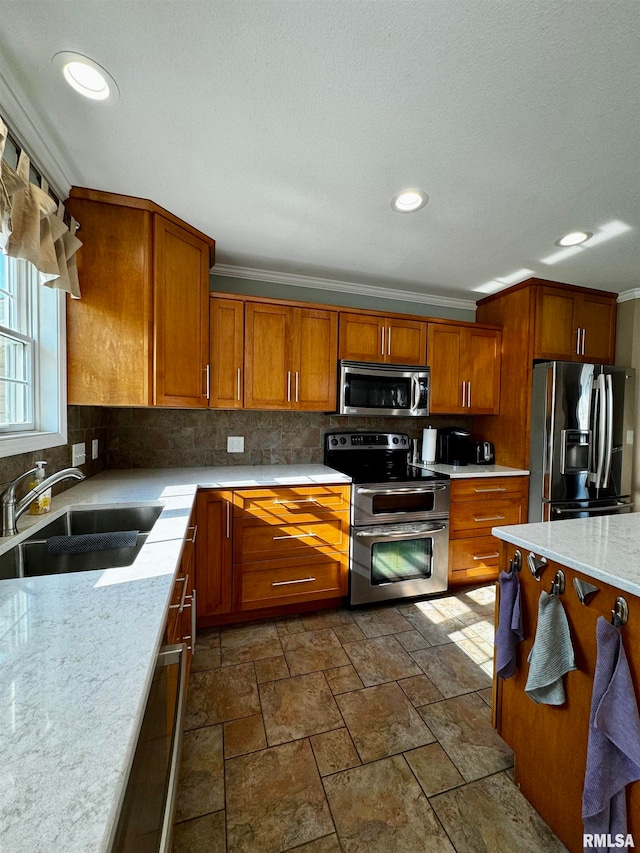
[386,318,427,364]
[295,308,338,410]
[426,324,464,413]
[195,491,233,619]
[244,303,294,409]
[339,314,386,362]
[210,298,244,408]
[465,328,501,415]
[534,287,579,360]
[154,216,210,407]
[578,293,616,364]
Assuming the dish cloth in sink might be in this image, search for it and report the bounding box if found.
[525,590,576,705]
[45,530,139,555]
[495,570,524,679]
[583,616,640,846]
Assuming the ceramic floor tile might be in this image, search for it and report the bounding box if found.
[410,643,492,698]
[289,835,342,852]
[173,810,226,853]
[342,635,422,686]
[431,771,568,853]
[418,693,513,782]
[461,586,497,613]
[429,595,478,620]
[190,647,221,673]
[282,627,349,676]
[403,742,465,797]
[310,727,361,776]
[255,655,290,683]
[185,662,260,729]
[336,682,435,762]
[467,618,495,644]
[224,713,267,758]
[260,671,344,746]
[221,620,279,649]
[195,627,220,651]
[395,629,431,652]
[477,687,494,707]
[352,607,413,638]
[404,610,475,647]
[456,635,494,668]
[175,724,224,823]
[398,674,444,707]
[301,609,355,630]
[323,664,364,695]
[275,615,306,636]
[332,623,366,643]
[226,739,334,853]
[323,755,455,853]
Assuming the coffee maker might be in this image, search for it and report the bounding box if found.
[437,427,471,466]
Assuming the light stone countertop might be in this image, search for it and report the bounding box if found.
[410,462,530,478]
[492,513,640,598]
[0,464,350,853]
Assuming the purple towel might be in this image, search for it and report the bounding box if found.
[583,617,640,848]
[495,570,523,679]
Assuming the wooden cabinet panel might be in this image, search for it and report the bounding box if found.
[534,284,617,364]
[578,293,616,364]
[154,217,210,407]
[427,324,500,415]
[386,318,427,364]
[449,498,523,537]
[234,512,349,562]
[466,327,501,415]
[339,314,385,362]
[233,486,351,518]
[427,324,464,413]
[451,476,526,501]
[449,535,501,576]
[210,298,244,408]
[244,303,293,409]
[195,490,233,619]
[296,308,338,410]
[235,553,348,610]
[534,287,578,360]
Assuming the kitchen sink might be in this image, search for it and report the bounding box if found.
[0,503,163,580]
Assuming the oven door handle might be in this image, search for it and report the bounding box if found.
[356,485,448,496]
[355,524,447,539]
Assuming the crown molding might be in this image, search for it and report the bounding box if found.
[617,288,640,304]
[0,59,75,198]
[212,264,477,312]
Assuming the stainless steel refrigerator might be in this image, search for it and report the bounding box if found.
[528,361,635,522]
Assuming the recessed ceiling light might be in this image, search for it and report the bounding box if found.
[391,189,428,213]
[555,230,592,247]
[52,52,119,102]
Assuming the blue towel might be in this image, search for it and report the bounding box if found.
[525,591,576,705]
[495,570,523,679]
[583,616,640,848]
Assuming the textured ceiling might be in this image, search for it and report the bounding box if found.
[0,0,638,303]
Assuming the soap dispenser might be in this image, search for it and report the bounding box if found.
[29,460,51,515]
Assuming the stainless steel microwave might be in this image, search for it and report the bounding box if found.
[338,360,430,416]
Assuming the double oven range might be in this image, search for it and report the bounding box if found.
[324,432,450,606]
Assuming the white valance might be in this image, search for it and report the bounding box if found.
[0,117,82,298]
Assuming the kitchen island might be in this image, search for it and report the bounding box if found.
[491,514,640,853]
[0,465,350,853]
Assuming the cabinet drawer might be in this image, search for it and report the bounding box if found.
[450,498,523,537]
[451,477,526,501]
[234,513,349,562]
[450,536,501,573]
[235,553,348,610]
[233,486,350,518]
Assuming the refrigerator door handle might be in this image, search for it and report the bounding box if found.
[593,374,607,490]
[603,374,614,488]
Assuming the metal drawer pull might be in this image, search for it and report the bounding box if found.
[472,552,500,561]
[186,525,198,543]
[272,532,318,540]
[272,577,317,587]
[169,574,189,612]
[273,498,321,505]
[237,367,241,401]
[357,485,447,496]
[473,487,506,493]
[473,515,505,522]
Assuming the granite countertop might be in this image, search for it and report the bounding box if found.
[492,513,640,598]
[410,462,530,479]
[0,464,350,853]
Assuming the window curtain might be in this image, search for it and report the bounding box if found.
[0,117,82,298]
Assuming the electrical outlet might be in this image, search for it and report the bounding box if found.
[72,442,86,466]
[91,439,99,460]
[227,436,245,453]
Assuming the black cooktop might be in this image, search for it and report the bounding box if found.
[323,431,448,485]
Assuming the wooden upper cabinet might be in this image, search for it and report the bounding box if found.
[210,298,244,408]
[427,323,501,415]
[534,285,617,364]
[244,302,338,410]
[66,188,214,408]
[339,313,426,364]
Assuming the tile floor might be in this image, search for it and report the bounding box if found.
[173,585,568,853]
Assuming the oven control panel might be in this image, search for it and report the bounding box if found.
[325,432,409,450]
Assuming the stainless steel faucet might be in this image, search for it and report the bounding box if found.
[1,467,86,536]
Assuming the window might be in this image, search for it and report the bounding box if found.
[0,255,66,456]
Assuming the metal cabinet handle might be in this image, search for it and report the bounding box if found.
[273,498,321,505]
[168,575,188,610]
[461,380,466,408]
[272,577,316,587]
[287,371,291,402]
[467,380,471,408]
[272,532,318,540]
[472,552,500,561]
[226,501,231,538]
[387,326,391,356]
[473,514,505,522]
[186,525,197,543]
[295,371,299,403]
[582,327,586,355]
[204,364,210,400]
[381,326,385,356]
[237,367,241,401]
[474,487,506,493]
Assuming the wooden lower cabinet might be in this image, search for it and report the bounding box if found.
[196,485,350,624]
[495,543,640,852]
[166,515,197,672]
[448,476,528,586]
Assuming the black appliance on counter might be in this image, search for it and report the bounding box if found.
[469,440,495,464]
[324,431,450,606]
[437,427,471,466]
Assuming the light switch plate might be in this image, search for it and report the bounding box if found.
[91,439,99,460]
[72,442,86,466]
[227,436,244,453]
[627,429,634,445]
